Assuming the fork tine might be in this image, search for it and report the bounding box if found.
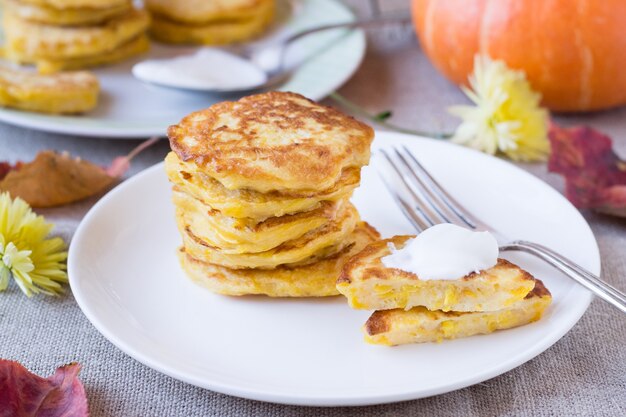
[377,152,431,232]
[378,174,430,232]
[393,148,458,226]
[381,149,444,227]
[400,145,479,229]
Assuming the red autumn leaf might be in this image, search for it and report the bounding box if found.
[0,161,23,181]
[0,162,11,181]
[0,137,159,208]
[0,360,89,417]
[548,124,626,217]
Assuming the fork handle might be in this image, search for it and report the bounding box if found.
[500,240,626,314]
[283,16,414,45]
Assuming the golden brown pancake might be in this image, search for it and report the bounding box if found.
[173,189,346,253]
[3,0,131,26]
[179,202,360,269]
[178,222,380,297]
[2,8,149,60]
[0,66,99,113]
[28,34,149,74]
[168,92,374,193]
[364,280,552,345]
[337,235,537,312]
[20,0,127,9]
[149,0,274,45]
[164,151,360,220]
[145,0,270,24]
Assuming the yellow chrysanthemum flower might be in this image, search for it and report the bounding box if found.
[0,192,67,296]
[449,55,550,162]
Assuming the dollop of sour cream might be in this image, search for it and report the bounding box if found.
[381,224,499,280]
[132,48,268,91]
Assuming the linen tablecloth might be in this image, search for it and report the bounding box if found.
[1,1,624,415]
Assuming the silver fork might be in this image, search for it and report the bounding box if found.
[377,145,626,314]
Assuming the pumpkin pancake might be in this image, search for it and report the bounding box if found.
[145,0,271,24]
[34,34,149,73]
[337,235,537,312]
[167,92,374,193]
[148,2,273,45]
[2,8,149,61]
[3,0,131,25]
[173,189,346,253]
[164,152,360,220]
[178,222,380,297]
[179,203,360,269]
[0,66,98,113]
[20,0,127,8]
[363,280,552,345]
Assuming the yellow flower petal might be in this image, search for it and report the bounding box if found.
[449,55,550,162]
[0,265,9,291]
[0,192,67,296]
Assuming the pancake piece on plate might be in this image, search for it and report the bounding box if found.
[168,91,374,193]
[166,91,375,297]
[0,66,99,113]
[2,0,131,26]
[165,152,361,220]
[338,231,552,345]
[338,235,537,312]
[178,222,380,297]
[364,279,552,345]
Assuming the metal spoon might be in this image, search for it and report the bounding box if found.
[133,16,412,93]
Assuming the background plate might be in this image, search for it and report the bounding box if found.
[69,132,598,406]
[0,0,365,138]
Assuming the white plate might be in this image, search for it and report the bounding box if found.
[0,0,365,138]
[69,132,598,406]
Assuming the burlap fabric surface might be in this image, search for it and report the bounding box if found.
[1,1,624,415]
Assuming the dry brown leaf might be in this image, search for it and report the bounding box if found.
[0,151,114,207]
[0,137,159,208]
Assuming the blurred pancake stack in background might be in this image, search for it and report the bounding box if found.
[1,0,150,73]
[145,0,275,45]
[165,91,379,297]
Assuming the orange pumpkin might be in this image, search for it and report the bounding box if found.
[412,0,626,112]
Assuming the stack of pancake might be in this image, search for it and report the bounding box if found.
[338,236,552,345]
[2,0,150,73]
[145,0,274,45]
[165,92,380,297]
